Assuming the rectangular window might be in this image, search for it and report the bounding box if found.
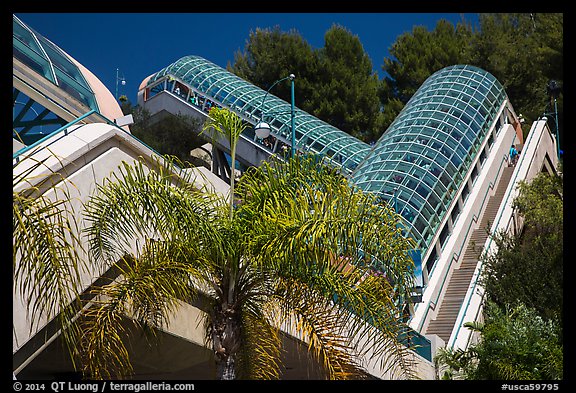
[440,172,451,187]
[407,194,424,211]
[450,154,462,167]
[406,178,418,190]
[479,148,487,166]
[13,46,49,79]
[422,173,436,188]
[416,184,430,198]
[471,164,479,183]
[428,192,441,210]
[461,182,470,202]
[451,203,461,223]
[487,132,494,148]
[425,247,438,274]
[414,217,426,235]
[439,223,450,248]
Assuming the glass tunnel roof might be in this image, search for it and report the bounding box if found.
[147,55,372,174]
[147,57,508,260]
[12,15,98,111]
[351,65,508,253]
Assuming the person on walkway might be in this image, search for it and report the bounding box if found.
[509,144,519,166]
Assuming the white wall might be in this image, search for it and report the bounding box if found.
[409,118,517,336]
[450,119,558,350]
[13,123,225,371]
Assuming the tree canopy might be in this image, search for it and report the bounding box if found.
[229,26,320,117]
[468,13,563,136]
[229,24,384,143]
[230,14,563,143]
[382,19,473,105]
[436,167,563,380]
[436,301,563,380]
[127,105,205,166]
[480,168,563,323]
[76,109,421,380]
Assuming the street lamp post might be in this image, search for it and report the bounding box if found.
[290,74,296,159]
[254,74,296,158]
[115,68,126,100]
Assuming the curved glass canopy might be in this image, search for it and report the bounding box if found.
[146,57,508,260]
[13,15,98,111]
[351,65,507,253]
[146,55,371,174]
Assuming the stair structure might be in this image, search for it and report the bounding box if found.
[425,165,514,344]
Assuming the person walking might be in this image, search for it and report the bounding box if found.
[509,144,519,166]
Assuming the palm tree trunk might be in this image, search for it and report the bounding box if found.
[211,302,241,380]
[216,355,236,380]
[229,144,236,220]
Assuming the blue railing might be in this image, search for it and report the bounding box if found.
[14,110,101,163]
[448,120,545,348]
[13,109,166,169]
[415,129,517,334]
[398,327,432,361]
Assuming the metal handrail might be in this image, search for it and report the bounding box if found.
[449,120,545,348]
[12,109,175,174]
[14,109,100,163]
[415,130,517,333]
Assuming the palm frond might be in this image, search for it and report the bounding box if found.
[83,156,224,269]
[236,305,283,379]
[237,155,419,379]
[201,107,247,220]
[78,240,201,379]
[78,290,134,380]
[201,107,247,147]
[276,280,368,379]
[13,151,86,370]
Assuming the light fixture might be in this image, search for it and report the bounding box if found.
[115,68,126,100]
[518,113,525,123]
[255,74,296,158]
[254,121,271,139]
[114,114,134,127]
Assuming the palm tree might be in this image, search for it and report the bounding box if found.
[78,108,421,380]
[13,149,86,373]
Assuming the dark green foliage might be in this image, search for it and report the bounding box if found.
[314,25,385,143]
[229,26,320,115]
[129,105,205,166]
[229,24,384,143]
[513,163,563,235]
[382,19,473,105]
[479,229,563,325]
[470,302,563,380]
[480,169,563,323]
[469,13,563,138]
[435,301,563,380]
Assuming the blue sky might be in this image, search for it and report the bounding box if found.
[16,13,479,104]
